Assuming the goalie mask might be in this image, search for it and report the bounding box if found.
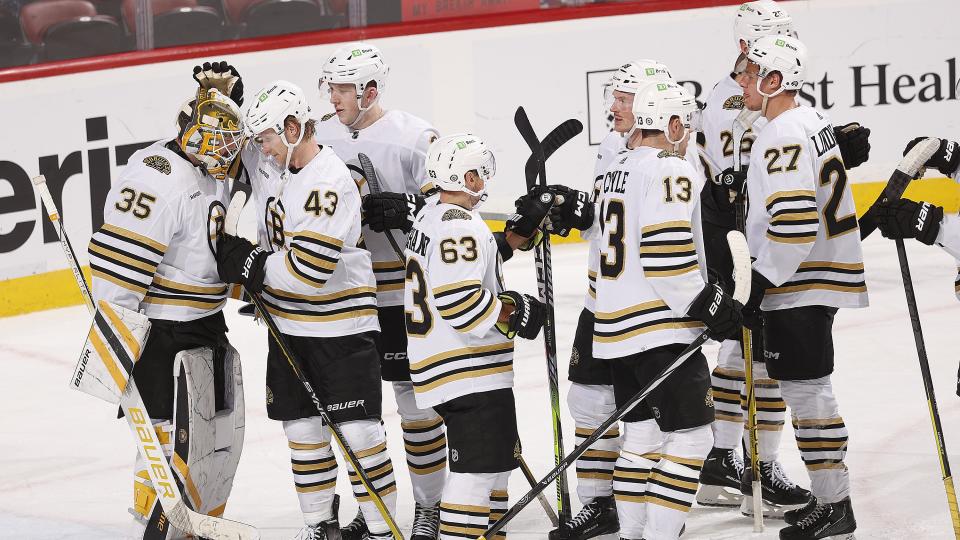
[319,42,389,127]
[426,134,496,206]
[176,88,244,181]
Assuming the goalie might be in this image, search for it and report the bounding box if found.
[83,63,248,539]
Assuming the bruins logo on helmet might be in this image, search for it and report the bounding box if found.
[143,155,171,175]
[657,150,685,160]
[441,208,472,221]
[723,95,745,110]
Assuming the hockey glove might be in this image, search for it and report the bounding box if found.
[741,270,774,331]
[834,122,871,169]
[193,61,245,106]
[687,283,743,340]
[904,137,960,177]
[216,234,269,294]
[546,184,594,237]
[496,291,546,340]
[714,167,748,195]
[875,198,943,245]
[506,186,554,251]
[363,192,424,233]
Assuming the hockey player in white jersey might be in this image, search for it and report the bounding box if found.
[405,133,550,540]
[590,80,743,540]
[740,35,867,540]
[216,80,399,539]
[696,1,873,515]
[314,42,445,540]
[527,59,674,540]
[88,68,247,539]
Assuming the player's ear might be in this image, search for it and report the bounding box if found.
[362,82,379,106]
[768,71,784,92]
[284,117,301,141]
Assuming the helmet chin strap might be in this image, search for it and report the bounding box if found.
[755,75,785,116]
[345,90,380,129]
[665,127,690,152]
[280,128,306,180]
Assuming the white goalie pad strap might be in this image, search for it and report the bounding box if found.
[164,344,245,519]
[72,300,151,403]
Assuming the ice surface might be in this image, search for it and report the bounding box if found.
[3,236,960,539]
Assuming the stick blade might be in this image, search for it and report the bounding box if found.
[726,230,751,304]
[859,137,941,239]
[358,153,381,195]
[224,191,247,236]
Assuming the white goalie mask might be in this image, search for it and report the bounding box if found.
[425,134,496,206]
[747,34,808,99]
[176,88,245,181]
[243,80,311,172]
[632,81,698,149]
[319,42,389,127]
[734,1,796,51]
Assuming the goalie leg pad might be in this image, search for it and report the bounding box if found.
[283,417,338,524]
[131,420,183,540]
[394,381,446,505]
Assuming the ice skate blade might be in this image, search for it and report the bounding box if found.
[739,495,808,520]
[696,484,744,507]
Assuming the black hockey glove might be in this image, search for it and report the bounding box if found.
[714,167,748,195]
[875,198,943,245]
[496,291,546,340]
[741,270,774,331]
[834,122,871,169]
[193,61,244,106]
[216,234,269,294]
[687,283,743,340]
[546,184,594,237]
[506,186,554,251]
[363,192,424,233]
[904,137,960,177]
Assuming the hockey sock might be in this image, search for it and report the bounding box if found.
[643,425,711,540]
[569,382,620,503]
[283,417,338,525]
[613,420,664,539]
[395,381,447,505]
[439,471,499,540]
[342,419,398,534]
[750,361,786,461]
[489,473,510,540]
[710,339,746,449]
[781,376,851,503]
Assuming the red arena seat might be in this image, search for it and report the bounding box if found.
[123,0,223,48]
[20,0,129,61]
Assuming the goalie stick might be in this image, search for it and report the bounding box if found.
[732,107,764,531]
[359,152,406,262]
[514,107,583,523]
[862,138,960,538]
[359,152,560,526]
[32,175,260,540]
[479,230,753,540]
[223,191,401,540]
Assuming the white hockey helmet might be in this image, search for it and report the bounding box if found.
[244,80,312,171]
[734,1,795,50]
[177,88,245,181]
[747,34,807,97]
[632,81,698,146]
[319,42,389,100]
[604,59,673,103]
[425,134,496,203]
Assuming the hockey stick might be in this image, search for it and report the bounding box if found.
[523,119,585,188]
[480,231,753,540]
[358,152,406,262]
[518,455,560,526]
[32,175,260,540]
[224,192,403,540]
[514,106,583,523]
[731,108,763,531]
[859,138,941,239]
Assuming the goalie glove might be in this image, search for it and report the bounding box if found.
[834,122,871,169]
[506,186,554,251]
[687,282,743,340]
[193,61,245,106]
[362,192,424,233]
[546,184,594,237]
[496,291,546,340]
[215,234,268,294]
[904,137,960,177]
[875,198,943,245]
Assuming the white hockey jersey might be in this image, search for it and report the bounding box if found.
[89,141,230,322]
[404,201,512,409]
[582,132,627,313]
[314,110,439,308]
[245,144,379,337]
[746,105,869,311]
[592,146,709,360]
